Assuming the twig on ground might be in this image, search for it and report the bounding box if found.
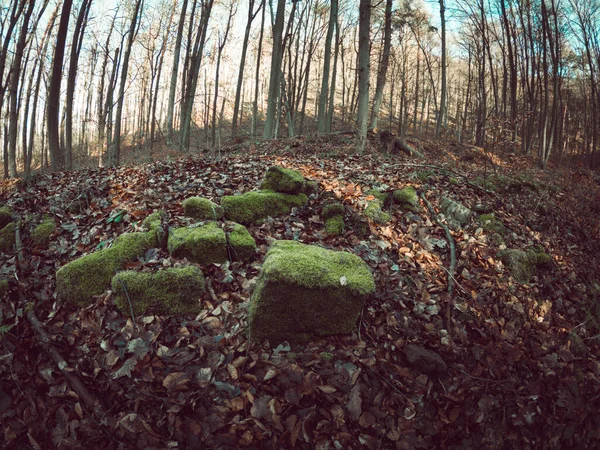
[421,192,457,331]
[118,279,139,332]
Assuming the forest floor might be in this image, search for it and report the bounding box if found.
[1,134,600,449]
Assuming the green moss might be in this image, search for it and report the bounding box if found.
[322,202,345,219]
[112,266,204,316]
[168,222,227,264]
[302,180,319,196]
[449,177,459,184]
[221,190,308,224]
[364,199,391,224]
[325,215,344,236]
[31,217,55,246]
[393,186,419,211]
[182,197,224,220]
[142,211,165,231]
[477,214,507,235]
[226,222,256,261]
[261,166,305,194]
[0,206,11,229]
[497,247,551,283]
[0,223,16,253]
[249,240,375,343]
[365,189,390,203]
[0,279,8,297]
[56,231,157,306]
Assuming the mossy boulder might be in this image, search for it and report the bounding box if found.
[302,180,319,196]
[142,211,165,231]
[497,247,551,283]
[182,197,224,220]
[56,231,158,306]
[325,215,345,236]
[366,189,390,203]
[261,166,305,194]
[0,206,11,229]
[221,190,308,224]
[112,266,204,316]
[477,214,507,235]
[322,202,345,219]
[249,240,375,343]
[225,222,256,261]
[393,186,419,211]
[168,222,227,265]
[440,197,472,230]
[364,198,391,224]
[31,217,55,246]
[0,223,16,254]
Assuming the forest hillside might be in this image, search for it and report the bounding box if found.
[1,135,599,449]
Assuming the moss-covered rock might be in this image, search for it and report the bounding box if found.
[364,199,391,224]
[0,206,11,229]
[56,231,157,306]
[302,180,319,196]
[393,186,419,211]
[0,279,8,297]
[322,202,345,219]
[497,247,551,283]
[112,266,204,316]
[31,217,55,246]
[440,197,472,230]
[225,222,256,261]
[168,222,227,265]
[365,189,390,203]
[0,223,16,254]
[221,190,308,224]
[477,214,507,235]
[261,166,305,194]
[142,211,165,231]
[325,215,345,236]
[182,197,224,220]
[249,240,375,343]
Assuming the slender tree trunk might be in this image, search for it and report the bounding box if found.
[166,0,188,144]
[252,0,266,137]
[47,0,73,171]
[263,0,286,140]
[435,0,446,138]
[65,0,92,170]
[111,0,143,166]
[317,0,338,134]
[356,0,371,151]
[369,0,391,131]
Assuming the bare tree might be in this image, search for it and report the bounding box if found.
[356,0,371,151]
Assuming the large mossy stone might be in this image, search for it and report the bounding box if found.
[56,231,158,306]
[440,197,472,230]
[364,198,391,224]
[112,266,205,316]
[477,214,507,235]
[168,222,227,265]
[182,197,224,220]
[0,223,15,253]
[31,217,55,246]
[261,166,305,194]
[302,180,319,196]
[221,190,308,224]
[0,206,11,229]
[393,186,419,211]
[497,247,551,283]
[249,240,375,344]
[225,222,256,261]
[325,215,345,236]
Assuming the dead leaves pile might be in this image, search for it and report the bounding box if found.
[1,138,600,449]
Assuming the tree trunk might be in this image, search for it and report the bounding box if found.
[111,0,143,166]
[317,0,338,134]
[262,0,286,140]
[369,0,391,131]
[356,0,371,152]
[166,0,188,145]
[47,0,73,171]
[65,0,92,170]
[435,0,446,138]
[252,0,266,137]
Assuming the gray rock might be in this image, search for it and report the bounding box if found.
[440,197,472,230]
[404,344,447,374]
